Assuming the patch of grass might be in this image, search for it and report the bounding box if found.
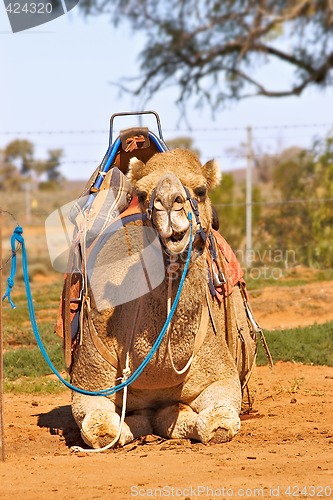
[3,318,66,393]
[4,342,64,380]
[4,377,67,394]
[257,321,333,366]
[2,278,62,348]
[2,272,66,393]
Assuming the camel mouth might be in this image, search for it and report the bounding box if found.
[163,229,190,254]
[170,230,186,243]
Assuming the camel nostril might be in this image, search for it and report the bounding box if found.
[153,198,165,211]
[172,194,185,211]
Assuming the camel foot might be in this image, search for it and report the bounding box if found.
[81,409,121,449]
[196,407,240,444]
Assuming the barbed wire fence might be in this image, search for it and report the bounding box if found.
[0,121,332,271]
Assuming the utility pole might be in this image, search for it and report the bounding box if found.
[25,182,31,225]
[0,217,5,462]
[246,126,253,269]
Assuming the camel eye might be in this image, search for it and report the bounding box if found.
[194,186,207,199]
[137,190,148,204]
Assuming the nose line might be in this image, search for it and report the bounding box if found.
[155,191,185,212]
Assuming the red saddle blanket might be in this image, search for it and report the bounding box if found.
[210,229,245,300]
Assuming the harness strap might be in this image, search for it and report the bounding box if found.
[206,265,215,297]
[64,272,74,370]
[205,286,218,336]
[83,296,119,370]
[239,282,273,369]
[193,292,210,355]
[167,275,210,375]
[214,245,235,358]
[183,186,207,245]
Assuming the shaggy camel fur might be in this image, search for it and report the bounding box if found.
[70,149,256,448]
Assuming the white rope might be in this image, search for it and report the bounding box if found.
[71,352,130,453]
[166,270,195,375]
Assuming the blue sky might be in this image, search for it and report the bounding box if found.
[1,6,333,180]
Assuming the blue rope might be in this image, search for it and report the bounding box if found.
[3,215,193,397]
[2,225,22,309]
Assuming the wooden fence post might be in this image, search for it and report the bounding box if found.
[0,220,5,461]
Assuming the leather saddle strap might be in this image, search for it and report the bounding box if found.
[64,272,73,370]
[217,249,236,359]
[167,286,210,375]
[193,291,210,356]
[83,297,119,370]
[205,286,218,335]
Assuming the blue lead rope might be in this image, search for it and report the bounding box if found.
[2,215,193,397]
[2,225,23,309]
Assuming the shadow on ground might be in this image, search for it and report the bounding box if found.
[37,404,85,448]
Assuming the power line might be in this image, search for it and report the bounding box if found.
[76,150,316,163]
[20,132,329,148]
[214,197,333,208]
[0,147,314,170]
[0,122,332,136]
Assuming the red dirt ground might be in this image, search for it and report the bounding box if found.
[1,282,333,499]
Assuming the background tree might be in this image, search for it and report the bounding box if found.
[0,140,64,190]
[0,148,23,190]
[33,148,63,187]
[4,139,34,175]
[210,173,262,256]
[262,137,333,267]
[166,136,200,157]
[79,0,333,109]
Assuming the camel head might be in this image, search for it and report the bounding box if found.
[128,149,220,255]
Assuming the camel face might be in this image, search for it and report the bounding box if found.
[128,149,220,254]
[151,172,191,254]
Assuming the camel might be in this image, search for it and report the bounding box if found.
[69,148,258,449]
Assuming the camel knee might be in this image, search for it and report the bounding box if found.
[189,380,241,443]
[191,379,242,415]
[71,394,117,427]
[124,413,153,443]
[195,405,240,444]
[80,409,142,448]
[81,408,122,448]
[153,403,198,439]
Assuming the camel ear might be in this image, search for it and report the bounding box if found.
[202,159,221,190]
[127,157,146,185]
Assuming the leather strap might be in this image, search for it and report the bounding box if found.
[83,297,119,370]
[64,273,73,370]
[205,286,218,336]
[193,291,210,356]
[167,283,210,375]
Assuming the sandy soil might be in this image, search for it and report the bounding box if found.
[1,281,333,499]
[1,363,332,500]
[249,281,333,331]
